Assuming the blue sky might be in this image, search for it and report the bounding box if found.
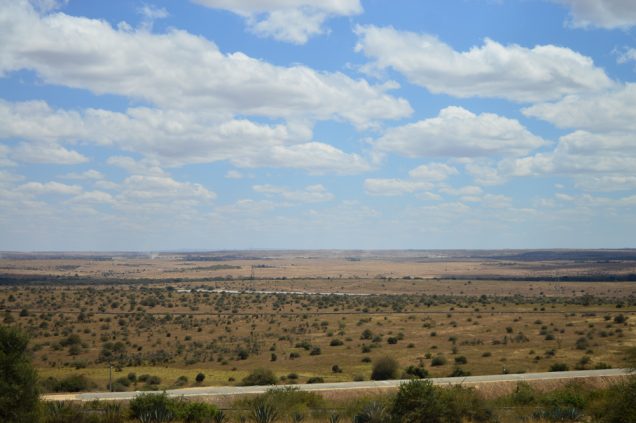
[1,0,636,250]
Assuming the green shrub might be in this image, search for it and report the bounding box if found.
[129,393,177,422]
[390,380,445,423]
[431,356,447,367]
[390,379,492,423]
[178,401,218,423]
[195,373,205,383]
[42,374,95,393]
[371,356,399,381]
[306,376,324,384]
[549,363,569,372]
[402,365,428,379]
[242,368,277,386]
[454,356,467,364]
[509,382,536,405]
[448,367,471,377]
[591,377,636,423]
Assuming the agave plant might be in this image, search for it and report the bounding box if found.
[43,401,80,423]
[250,402,278,423]
[102,402,124,423]
[214,410,227,423]
[328,413,341,423]
[290,411,304,422]
[137,407,175,423]
[353,401,387,423]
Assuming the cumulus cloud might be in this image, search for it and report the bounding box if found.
[374,106,546,158]
[192,0,362,44]
[17,181,82,195]
[253,184,334,203]
[0,100,372,174]
[520,83,636,191]
[501,131,636,177]
[408,163,458,181]
[62,169,104,180]
[0,2,409,128]
[355,25,613,102]
[120,175,216,201]
[554,0,636,29]
[12,142,88,164]
[364,178,433,196]
[523,83,636,132]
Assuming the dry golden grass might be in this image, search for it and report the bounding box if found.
[1,252,635,394]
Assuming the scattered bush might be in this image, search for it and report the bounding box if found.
[431,356,447,367]
[371,356,399,381]
[242,368,277,386]
[549,363,569,372]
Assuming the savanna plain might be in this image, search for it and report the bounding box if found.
[2,249,635,422]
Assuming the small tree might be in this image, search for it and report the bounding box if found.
[0,326,40,423]
[195,372,205,383]
[371,356,399,381]
[390,380,445,423]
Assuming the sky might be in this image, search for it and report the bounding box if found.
[1,0,636,251]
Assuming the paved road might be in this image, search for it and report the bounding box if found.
[42,368,630,402]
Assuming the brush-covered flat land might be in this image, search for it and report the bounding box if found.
[1,250,634,392]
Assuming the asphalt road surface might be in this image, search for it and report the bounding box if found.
[42,368,630,402]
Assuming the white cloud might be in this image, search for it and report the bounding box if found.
[408,163,458,181]
[364,178,433,196]
[617,48,636,64]
[120,175,216,201]
[501,130,636,176]
[355,25,613,102]
[374,106,546,158]
[0,100,372,174]
[17,181,82,195]
[465,162,507,186]
[554,0,636,29]
[106,156,166,176]
[68,190,115,205]
[12,142,88,164]
[138,4,168,31]
[62,169,104,180]
[236,142,372,175]
[0,2,409,128]
[523,83,636,132]
[253,184,334,203]
[574,176,636,192]
[519,83,636,191]
[224,170,244,179]
[192,0,362,44]
[440,185,483,196]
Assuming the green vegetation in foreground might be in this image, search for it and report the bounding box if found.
[33,377,636,423]
[0,325,40,422]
